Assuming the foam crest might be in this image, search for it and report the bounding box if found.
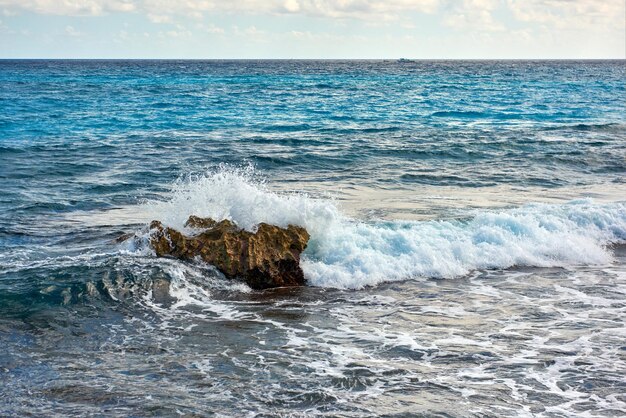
[145,166,626,289]
[306,201,626,288]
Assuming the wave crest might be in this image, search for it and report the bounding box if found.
[144,166,626,289]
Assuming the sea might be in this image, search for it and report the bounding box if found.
[0,60,625,417]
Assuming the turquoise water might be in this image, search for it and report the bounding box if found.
[1,60,625,416]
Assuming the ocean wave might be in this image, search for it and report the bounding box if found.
[431,110,487,118]
[144,166,626,289]
[541,122,626,132]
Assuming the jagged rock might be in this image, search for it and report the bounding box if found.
[149,216,310,290]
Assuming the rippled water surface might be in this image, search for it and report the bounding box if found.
[1,60,625,417]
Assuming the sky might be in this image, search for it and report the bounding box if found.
[0,0,624,59]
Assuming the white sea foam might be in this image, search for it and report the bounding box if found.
[144,166,626,289]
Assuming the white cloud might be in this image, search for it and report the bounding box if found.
[195,22,224,34]
[290,30,311,39]
[155,23,192,38]
[283,0,300,13]
[244,25,264,36]
[507,0,625,29]
[162,29,191,38]
[0,0,441,20]
[147,13,171,23]
[272,0,441,19]
[65,25,82,36]
[0,0,135,16]
[1,0,622,30]
[443,0,504,31]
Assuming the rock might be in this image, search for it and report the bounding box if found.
[149,216,310,290]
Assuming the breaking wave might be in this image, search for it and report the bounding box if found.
[144,166,626,289]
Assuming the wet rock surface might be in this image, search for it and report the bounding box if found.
[149,216,310,289]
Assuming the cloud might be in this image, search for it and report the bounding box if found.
[65,25,82,36]
[0,0,441,20]
[1,0,622,26]
[244,25,264,36]
[272,0,441,19]
[0,0,623,38]
[442,0,504,32]
[0,0,136,16]
[147,13,171,23]
[507,0,625,29]
[195,22,224,34]
[283,0,300,13]
[160,28,192,38]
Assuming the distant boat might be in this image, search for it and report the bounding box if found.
[397,58,414,63]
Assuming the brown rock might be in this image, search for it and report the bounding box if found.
[149,216,310,289]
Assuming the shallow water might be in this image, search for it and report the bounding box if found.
[1,60,625,416]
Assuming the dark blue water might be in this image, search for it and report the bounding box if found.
[1,60,625,416]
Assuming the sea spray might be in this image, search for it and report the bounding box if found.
[144,164,343,238]
[143,166,626,289]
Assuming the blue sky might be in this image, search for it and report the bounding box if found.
[0,0,624,58]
